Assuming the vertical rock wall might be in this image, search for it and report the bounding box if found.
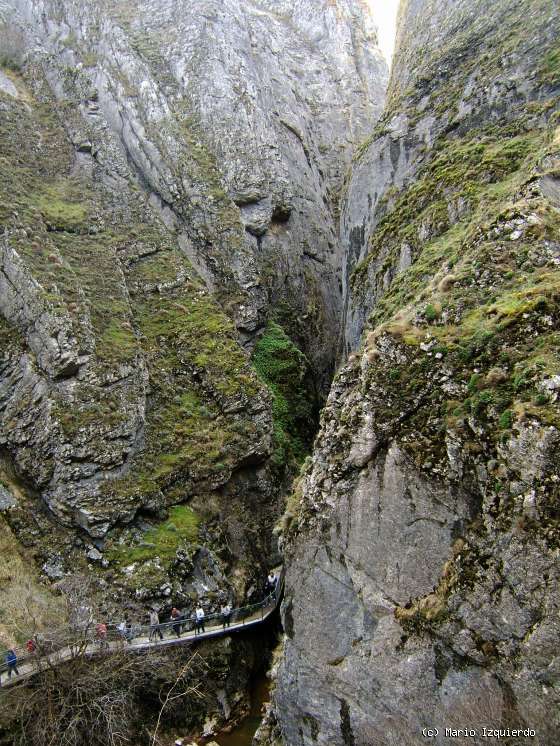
[0,0,386,578]
[9,0,387,387]
[272,1,560,744]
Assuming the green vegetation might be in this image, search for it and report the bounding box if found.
[252,321,316,468]
[108,505,200,565]
[0,314,24,352]
[386,0,554,118]
[424,303,439,322]
[99,269,264,505]
[0,66,267,529]
[353,125,559,379]
[35,180,89,232]
[498,410,514,429]
[541,46,560,84]
[0,23,25,71]
[352,131,535,300]
[350,44,560,550]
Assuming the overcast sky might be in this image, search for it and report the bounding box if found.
[368,0,399,64]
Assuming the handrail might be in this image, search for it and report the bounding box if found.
[0,569,284,684]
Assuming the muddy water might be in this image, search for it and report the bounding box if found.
[213,673,270,746]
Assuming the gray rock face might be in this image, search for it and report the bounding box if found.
[0,482,17,511]
[341,114,418,351]
[341,0,559,352]
[275,349,560,745]
[0,0,387,547]
[271,0,560,744]
[10,0,387,387]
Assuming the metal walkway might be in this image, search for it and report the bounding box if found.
[0,573,283,689]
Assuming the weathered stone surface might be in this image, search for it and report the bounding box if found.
[6,1,559,743]
[0,0,389,740]
[8,0,386,389]
[271,1,560,744]
[0,0,387,667]
[0,482,17,511]
[341,0,560,353]
[0,69,17,97]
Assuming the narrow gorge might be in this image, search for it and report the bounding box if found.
[0,1,559,745]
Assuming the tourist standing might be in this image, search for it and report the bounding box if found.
[195,605,206,634]
[5,649,19,679]
[25,638,37,655]
[117,614,132,643]
[265,571,277,597]
[95,622,108,649]
[149,610,163,641]
[221,602,232,629]
[171,607,182,638]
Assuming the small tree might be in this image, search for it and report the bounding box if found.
[0,646,205,746]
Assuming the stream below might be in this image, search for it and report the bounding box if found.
[213,672,270,746]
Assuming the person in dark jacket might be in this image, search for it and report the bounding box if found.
[221,603,232,629]
[5,649,19,679]
[170,607,182,638]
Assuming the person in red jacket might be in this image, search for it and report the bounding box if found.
[25,639,37,654]
[95,622,108,648]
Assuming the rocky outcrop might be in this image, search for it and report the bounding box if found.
[272,1,560,744]
[7,0,386,387]
[342,0,560,353]
[0,0,387,644]
[0,3,388,739]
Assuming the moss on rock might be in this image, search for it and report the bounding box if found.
[252,321,317,468]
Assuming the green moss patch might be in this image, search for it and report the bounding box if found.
[35,179,90,232]
[251,321,316,467]
[352,131,536,300]
[99,267,265,504]
[108,505,200,565]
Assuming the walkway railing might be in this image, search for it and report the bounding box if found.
[0,570,284,688]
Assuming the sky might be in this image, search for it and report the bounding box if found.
[368,0,399,64]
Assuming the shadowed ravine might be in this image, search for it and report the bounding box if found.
[1,1,560,745]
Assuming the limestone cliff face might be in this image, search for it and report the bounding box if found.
[343,0,559,352]
[9,0,387,386]
[272,1,560,744]
[0,0,386,616]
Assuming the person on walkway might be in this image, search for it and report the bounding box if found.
[149,609,163,641]
[171,607,182,638]
[265,571,277,597]
[221,602,232,629]
[25,638,37,655]
[5,649,19,679]
[117,614,132,643]
[125,614,134,642]
[95,622,108,649]
[195,605,205,634]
